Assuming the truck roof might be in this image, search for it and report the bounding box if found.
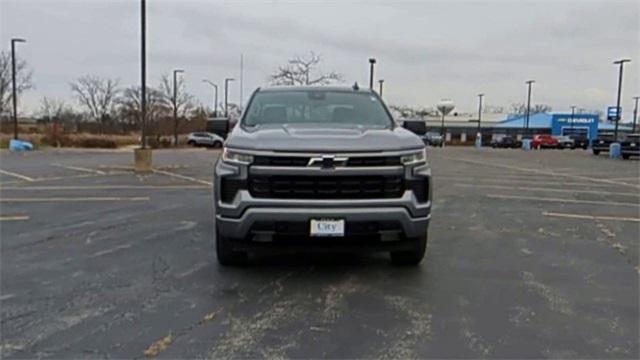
[257,85,374,93]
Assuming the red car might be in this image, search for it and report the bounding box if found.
[531,134,560,149]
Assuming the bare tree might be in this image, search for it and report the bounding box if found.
[39,97,68,122]
[510,103,552,115]
[0,51,34,118]
[70,75,119,127]
[159,74,196,146]
[117,85,168,131]
[270,52,343,86]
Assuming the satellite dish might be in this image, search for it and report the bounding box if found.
[437,99,455,116]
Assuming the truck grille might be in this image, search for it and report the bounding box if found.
[249,175,404,199]
[253,155,401,167]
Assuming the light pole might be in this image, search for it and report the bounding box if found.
[202,80,218,117]
[524,80,535,138]
[11,38,26,140]
[224,78,235,118]
[477,93,484,133]
[378,79,384,97]
[140,0,147,148]
[633,96,639,133]
[173,69,184,147]
[613,59,631,141]
[570,105,576,133]
[368,58,376,90]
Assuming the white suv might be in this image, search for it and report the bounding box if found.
[187,132,224,148]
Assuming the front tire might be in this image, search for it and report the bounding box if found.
[188,140,197,147]
[216,228,248,266]
[592,149,600,155]
[622,154,631,160]
[390,235,427,266]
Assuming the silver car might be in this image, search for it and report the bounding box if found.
[187,132,224,148]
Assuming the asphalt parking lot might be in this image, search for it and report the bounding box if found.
[1,147,638,358]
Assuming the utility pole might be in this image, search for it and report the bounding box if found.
[570,105,576,133]
[239,54,244,108]
[140,0,146,148]
[11,38,26,140]
[368,58,376,89]
[525,80,535,138]
[378,79,384,97]
[173,69,184,147]
[613,59,631,141]
[633,96,639,133]
[224,78,234,118]
[203,80,218,117]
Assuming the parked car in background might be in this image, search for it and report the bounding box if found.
[531,134,559,149]
[620,134,640,159]
[187,132,224,148]
[490,136,522,148]
[424,131,444,147]
[591,134,615,155]
[555,135,575,149]
[569,134,589,149]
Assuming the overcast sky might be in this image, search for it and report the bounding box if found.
[1,0,638,118]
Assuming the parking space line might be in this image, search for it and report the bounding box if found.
[455,183,639,197]
[0,196,150,203]
[437,177,617,188]
[0,169,34,182]
[543,212,640,223]
[442,156,640,189]
[152,169,213,186]
[0,185,209,191]
[486,194,640,207]
[0,215,30,221]
[51,163,106,175]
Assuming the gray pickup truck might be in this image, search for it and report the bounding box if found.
[213,86,432,265]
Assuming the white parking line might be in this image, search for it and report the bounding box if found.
[51,163,106,175]
[0,215,30,221]
[152,169,213,186]
[436,177,616,188]
[0,185,209,191]
[0,169,34,182]
[455,183,639,197]
[543,212,640,223]
[442,156,640,190]
[486,194,640,207]
[0,196,150,203]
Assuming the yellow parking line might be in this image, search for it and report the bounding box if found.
[486,194,640,207]
[0,197,150,203]
[0,215,30,221]
[0,169,34,182]
[543,212,640,223]
[455,183,639,197]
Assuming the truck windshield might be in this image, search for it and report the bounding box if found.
[243,90,393,128]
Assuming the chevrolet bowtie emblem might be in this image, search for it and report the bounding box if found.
[308,155,348,168]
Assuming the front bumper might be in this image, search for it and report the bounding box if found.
[214,156,432,242]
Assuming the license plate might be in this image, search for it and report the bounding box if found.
[631,143,636,147]
[599,140,604,144]
[310,219,344,237]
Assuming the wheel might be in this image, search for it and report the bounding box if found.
[212,141,223,148]
[622,154,630,160]
[187,140,197,147]
[390,234,427,266]
[592,149,600,155]
[216,227,248,266]
[492,144,496,148]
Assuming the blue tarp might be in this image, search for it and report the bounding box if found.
[9,139,34,151]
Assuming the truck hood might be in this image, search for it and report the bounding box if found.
[225,123,424,152]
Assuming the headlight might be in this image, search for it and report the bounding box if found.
[222,148,253,165]
[401,148,427,165]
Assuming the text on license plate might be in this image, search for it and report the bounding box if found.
[310,219,345,237]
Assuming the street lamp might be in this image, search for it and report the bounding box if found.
[613,59,631,141]
[202,80,218,117]
[140,0,147,149]
[524,80,535,138]
[378,79,384,97]
[633,96,639,133]
[368,58,376,90]
[173,69,184,147]
[570,105,576,133]
[11,38,26,140]
[477,93,484,133]
[224,78,235,118]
